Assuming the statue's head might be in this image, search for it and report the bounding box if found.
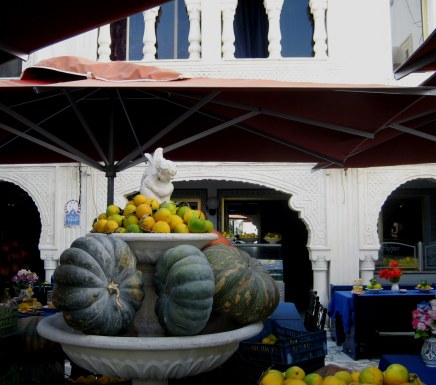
[144,148,177,182]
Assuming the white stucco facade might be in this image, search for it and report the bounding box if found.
[2,161,436,306]
[2,0,436,306]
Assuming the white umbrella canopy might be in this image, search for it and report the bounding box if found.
[1,56,436,202]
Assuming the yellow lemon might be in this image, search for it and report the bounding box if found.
[104,219,119,233]
[334,371,352,385]
[188,217,207,233]
[145,197,160,210]
[123,214,139,228]
[359,366,384,385]
[284,379,306,385]
[106,204,120,217]
[261,370,284,385]
[136,203,153,219]
[204,219,214,232]
[133,194,147,206]
[139,215,155,231]
[123,203,137,216]
[176,205,192,219]
[323,376,347,385]
[350,372,360,383]
[160,201,178,214]
[304,373,324,385]
[184,209,200,223]
[152,220,171,233]
[154,207,172,223]
[93,219,108,233]
[285,366,306,380]
[383,364,409,385]
[108,213,123,226]
[173,223,190,233]
[126,224,142,233]
[169,214,184,230]
[97,213,107,220]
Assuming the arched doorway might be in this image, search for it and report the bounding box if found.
[173,180,312,312]
[378,178,436,275]
[0,181,43,296]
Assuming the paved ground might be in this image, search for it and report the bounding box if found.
[325,333,380,372]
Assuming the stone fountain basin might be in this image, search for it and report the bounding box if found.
[38,313,263,382]
[109,232,218,264]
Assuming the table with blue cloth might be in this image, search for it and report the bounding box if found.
[379,354,436,385]
[328,290,436,360]
[268,301,306,330]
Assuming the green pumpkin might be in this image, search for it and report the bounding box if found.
[202,244,280,325]
[153,244,215,336]
[53,234,144,336]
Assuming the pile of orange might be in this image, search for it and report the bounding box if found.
[260,363,416,385]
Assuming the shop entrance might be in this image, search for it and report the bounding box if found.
[0,181,43,296]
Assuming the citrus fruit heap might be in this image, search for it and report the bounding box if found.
[91,195,214,234]
[260,363,415,385]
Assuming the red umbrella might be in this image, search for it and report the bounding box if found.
[1,56,436,201]
[394,28,436,81]
[0,1,168,64]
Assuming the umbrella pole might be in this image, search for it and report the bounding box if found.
[106,170,116,206]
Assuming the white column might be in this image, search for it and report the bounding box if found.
[40,247,60,283]
[359,254,377,286]
[310,252,330,307]
[143,7,160,61]
[220,0,238,59]
[97,24,111,62]
[185,0,202,60]
[264,0,284,59]
[309,0,328,58]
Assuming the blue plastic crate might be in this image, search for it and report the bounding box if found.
[238,319,327,366]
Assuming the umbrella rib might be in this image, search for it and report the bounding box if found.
[115,89,141,149]
[63,88,110,165]
[0,122,104,170]
[116,91,221,170]
[389,123,436,142]
[0,100,103,169]
[163,110,261,154]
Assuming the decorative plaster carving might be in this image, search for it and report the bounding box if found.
[358,165,436,250]
[0,166,55,246]
[310,254,330,270]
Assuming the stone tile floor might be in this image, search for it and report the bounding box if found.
[324,332,380,372]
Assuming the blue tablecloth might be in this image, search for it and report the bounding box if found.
[268,301,306,331]
[379,354,436,385]
[328,290,436,334]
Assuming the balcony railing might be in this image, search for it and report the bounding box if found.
[96,0,328,63]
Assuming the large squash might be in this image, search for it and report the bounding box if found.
[153,244,215,336]
[53,234,144,335]
[202,244,280,325]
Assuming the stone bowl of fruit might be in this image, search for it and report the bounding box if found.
[238,233,259,243]
[415,280,434,292]
[365,279,383,294]
[264,233,281,244]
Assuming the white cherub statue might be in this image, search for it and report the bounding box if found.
[139,148,177,204]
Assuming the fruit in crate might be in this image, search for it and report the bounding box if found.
[91,195,214,234]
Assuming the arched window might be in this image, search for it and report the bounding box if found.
[128,0,190,60]
[234,0,313,59]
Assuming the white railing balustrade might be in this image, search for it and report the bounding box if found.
[97,0,328,62]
